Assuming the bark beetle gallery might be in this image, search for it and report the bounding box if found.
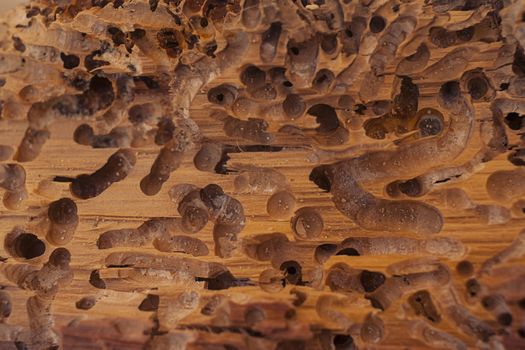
[0,0,525,349]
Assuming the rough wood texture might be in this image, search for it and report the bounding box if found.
[1,0,525,349]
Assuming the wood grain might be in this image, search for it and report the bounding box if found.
[0,0,524,349]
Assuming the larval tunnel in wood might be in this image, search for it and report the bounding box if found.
[0,0,525,349]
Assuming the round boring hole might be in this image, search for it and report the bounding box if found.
[505,112,523,130]
[439,81,460,101]
[280,260,302,285]
[333,334,353,349]
[456,260,474,277]
[398,178,423,197]
[336,247,360,256]
[498,313,513,326]
[467,76,488,100]
[13,233,45,259]
[369,16,386,33]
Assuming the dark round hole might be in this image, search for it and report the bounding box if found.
[354,104,367,115]
[512,46,525,77]
[367,297,384,311]
[360,270,386,292]
[280,260,302,285]
[505,112,523,130]
[240,65,266,88]
[500,82,509,91]
[456,260,474,277]
[48,198,77,225]
[14,233,45,259]
[283,81,293,87]
[336,247,360,256]
[60,52,80,70]
[284,308,296,319]
[309,165,331,192]
[497,313,513,326]
[207,85,234,106]
[481,296,495,310]
[369,16,386,33]
[333,334,353,348]
[307,104,339,133]
[14,342,28,350]
[316,74,327,84]
[418,116,443,136]
[439,81,460,100]
[321,34,338,54]
[466,278,480,297]
[398,178,422,197]
[200,17,208,27]
[89,270,106,289]
[290,47,300,55]
[76,296,96,310]
[518,328,525,338]
[467,76,488,100]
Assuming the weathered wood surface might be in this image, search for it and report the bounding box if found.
[0,0,525,349]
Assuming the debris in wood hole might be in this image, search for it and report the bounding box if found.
[408,290,441,323]
[89,270,106,289]
[290,288,307,307]
[75,296,96,310]
[466,278,481,298]
[456,260,474,277]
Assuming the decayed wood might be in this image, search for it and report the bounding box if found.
[0,0,525,349]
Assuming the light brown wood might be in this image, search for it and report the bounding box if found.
[0,0,525,349]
